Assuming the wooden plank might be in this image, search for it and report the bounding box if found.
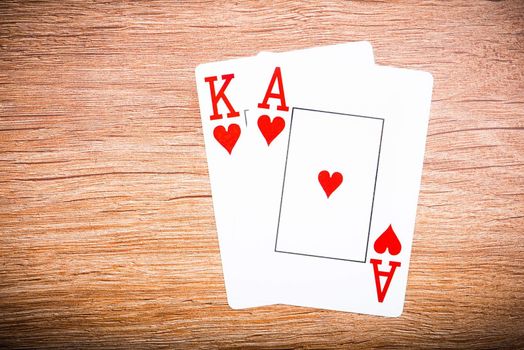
[0,0,523,348]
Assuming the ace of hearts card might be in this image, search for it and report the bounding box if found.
[241,55,432,317]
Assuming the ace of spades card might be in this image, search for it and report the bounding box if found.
[241,56,433,316]
[195,42,375,308]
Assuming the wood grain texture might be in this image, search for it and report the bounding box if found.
[1,0,523,348]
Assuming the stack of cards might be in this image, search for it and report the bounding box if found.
[195,42,433,317]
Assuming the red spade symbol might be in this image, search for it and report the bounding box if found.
[213,124,240,154]
[318,170,343,198]
[258,115,285,145]
[373,225,402,256]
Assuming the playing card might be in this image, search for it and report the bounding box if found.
[241,57,433,316]
[195,42,375,308]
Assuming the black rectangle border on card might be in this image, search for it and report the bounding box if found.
[274,107,385,263]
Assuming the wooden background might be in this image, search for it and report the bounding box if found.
[1,0,523,348]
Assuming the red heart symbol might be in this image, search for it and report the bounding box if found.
[373,225,402,256]
[213,124,240,154]
[257,115,285,146]
[318,170,343,198]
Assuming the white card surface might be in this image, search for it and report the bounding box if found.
[242,57,433,316]
[195,42,375,308]
[275,108,383,262]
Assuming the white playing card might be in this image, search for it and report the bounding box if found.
[195,42,375,309]
[242,56,433,316]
